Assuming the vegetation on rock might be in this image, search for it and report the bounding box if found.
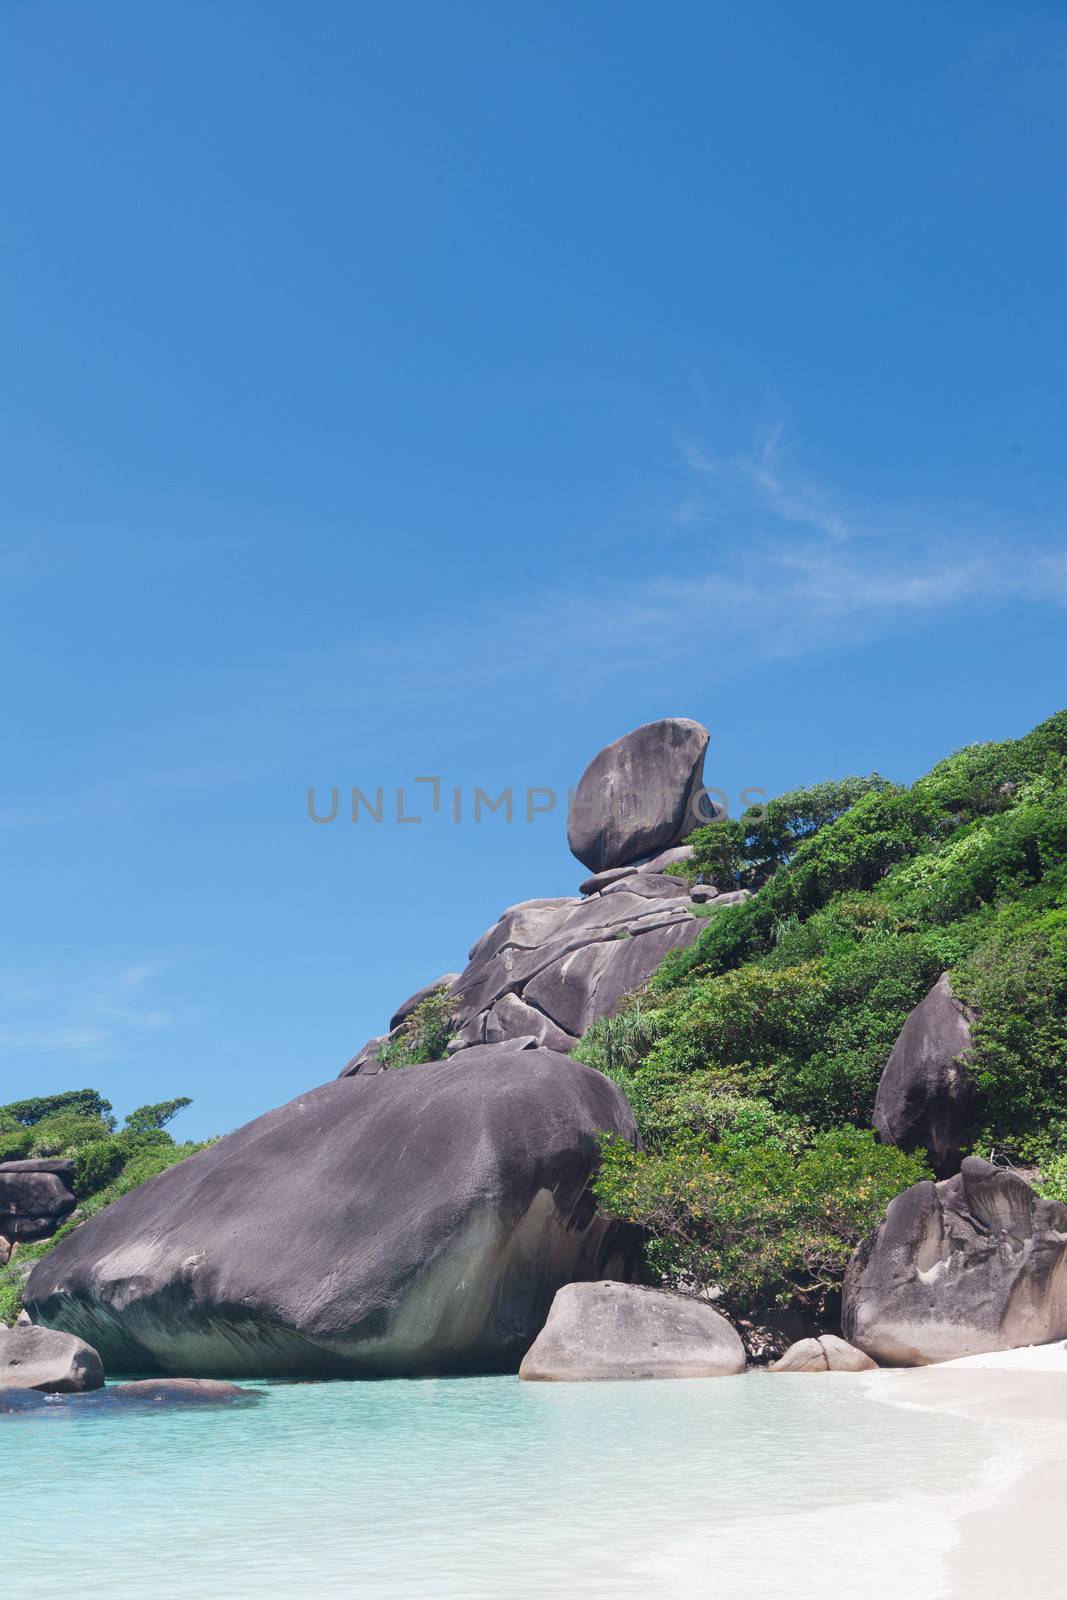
[378,988,461,1067]
[0,1089,211,1325]
[585,710,1067,1323]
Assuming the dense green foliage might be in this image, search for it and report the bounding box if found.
[596,1119,929,1321]
[378,987,461,1067]
[587,711,1067,1320]
[0,1089,212,1325]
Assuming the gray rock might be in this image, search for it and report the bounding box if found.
[641,844,696,875]
[106,1379,259,1405]
[0,1323,104,1393]
[578,865,641,896]
[598,872,692,901]
[842,1157,1067,1366]
[482,992,576,1053]
[873,972,977,1177]
[0,1162,77,1242]
[388,973,461,1032]
[27,1048,642,1378]
[770,1335,877,1372]
[0,1157,75,1181]
[519,1281,747,1380]
[690,883,721,904]
[567,718,711,873]
[522,918,702,1038]
[340,1031,392,1077]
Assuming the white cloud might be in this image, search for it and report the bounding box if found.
[0,961,189,1060]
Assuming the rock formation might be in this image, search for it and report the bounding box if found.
[27,1046,642,1378]
[566,717,711,872]
[842,1156,1067,1365]
[519,1281,747,1380]
[873,972,977,1177]
[769,1334,877,1372]
[0,1322,104,1393]
[0,1157,77,1242]
[342,719,735,1074]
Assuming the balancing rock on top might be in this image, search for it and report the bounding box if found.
[566,718,712,874]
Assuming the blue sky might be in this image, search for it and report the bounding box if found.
[2,1,1065,1139]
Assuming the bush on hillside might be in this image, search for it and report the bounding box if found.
[587,710,1067,1311]
[378,988,461,1068]
[594,1123,930,1322]
[0,1087,212,1325]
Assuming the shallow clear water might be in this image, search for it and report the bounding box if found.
[4,1372,1011,1598]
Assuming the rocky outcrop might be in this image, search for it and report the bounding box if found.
[567,718,711,873]
[341,720,736,1071]
[0,1157,77,1242]
[873,972,977,1177]
[770,1334,877,1372]
[842,1157,1067,1366]
[518,1281,747,1380]
[0,1323,104,1393]
[388,973,461,1032]
[343,874,705,1073]
[27,1047,642,1379]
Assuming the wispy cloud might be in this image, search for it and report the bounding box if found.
[0,961,191,1061]
[678,416,853,543]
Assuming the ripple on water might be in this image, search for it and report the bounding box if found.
[1,1372,1014,1598]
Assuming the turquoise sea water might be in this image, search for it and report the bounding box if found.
[4,1373,1009,1599]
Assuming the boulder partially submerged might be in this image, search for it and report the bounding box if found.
[27,1047,642,1378]
[519,1281,746,1381]
[843,1157,1067,1365]
[0,1323,104,1393]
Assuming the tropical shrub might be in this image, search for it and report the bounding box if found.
[594,1124,930,1321]
[586,710,1067,1315]
[378,987,461,1068]
[0,1087,212,1324]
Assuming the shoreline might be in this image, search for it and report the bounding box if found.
[861,1363,1067,1594]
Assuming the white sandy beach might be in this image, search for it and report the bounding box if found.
[862,1351,1067,1594]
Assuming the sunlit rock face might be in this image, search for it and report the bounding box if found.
[843,1157,1067,1366]
[567,717,711,874]
[27,1048,642,1379]
[341,719,719,1073]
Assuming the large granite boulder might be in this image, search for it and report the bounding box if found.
[519,1281,747,1380]
[0,1323,104,1393]
[873,972,977,1177]
[842,1157,1067,1366]
[567,718,711,874]
[0,1158,77,1242]
[770,1334,877,1372]
[27,1047,642,1378]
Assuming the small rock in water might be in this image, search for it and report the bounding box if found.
[0,1323,104,1393]
[106,1378,261,1405]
